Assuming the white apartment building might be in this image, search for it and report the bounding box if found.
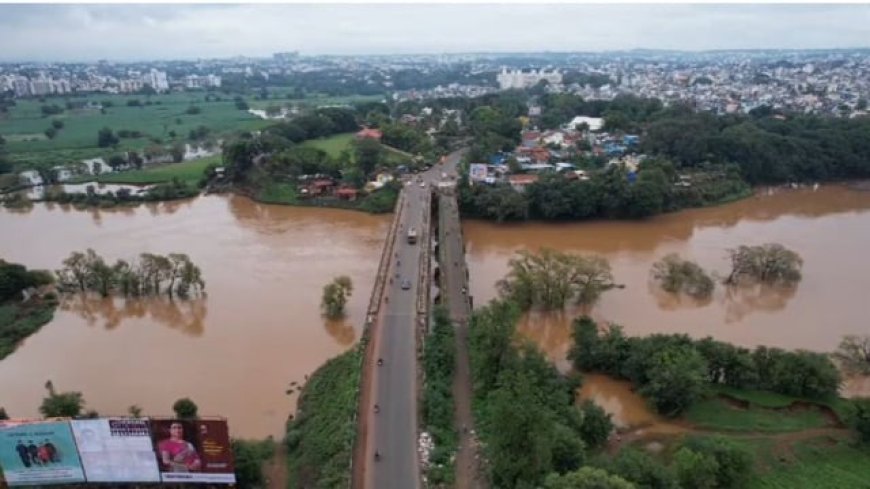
[496,68,562,90]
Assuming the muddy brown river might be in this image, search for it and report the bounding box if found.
[2,185,870,437]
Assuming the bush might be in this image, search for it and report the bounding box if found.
[186,105,202,115]
[651,254,714,299]
[231,439,275,489]
[172,397,199,418]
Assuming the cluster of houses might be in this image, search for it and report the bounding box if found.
[468,115,645,192]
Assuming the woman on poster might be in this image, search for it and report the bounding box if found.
[157,422,202,472]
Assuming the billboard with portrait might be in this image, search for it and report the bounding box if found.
[0,421,85,486]
[150,419,235,484]
[70,419,161,483]
[469,163,488,182]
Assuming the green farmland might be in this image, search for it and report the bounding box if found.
[0,92,271,168]
[82,156,220,186]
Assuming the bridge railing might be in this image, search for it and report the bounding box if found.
[349,188,407,489]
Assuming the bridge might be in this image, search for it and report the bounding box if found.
[351,149,484,489]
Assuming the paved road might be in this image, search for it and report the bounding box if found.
[362,156,454,489]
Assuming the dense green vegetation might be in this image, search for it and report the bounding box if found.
[742,436,870,489]
[0,259,57,361]
[232,439,276,489]
[285,348,360,488]
[469,300,615,488]
[0,301,56,361]
[422,306,457,484]
[459,161,751,222]
[570,316,842,417]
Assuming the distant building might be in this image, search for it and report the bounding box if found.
[507,174,539,192]
[356,128,383,140]
[144,69,169,92]
[497,68,562,90]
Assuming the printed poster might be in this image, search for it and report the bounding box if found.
[0,420,85,486]
[70,418,161,483]
[150,419,235,484]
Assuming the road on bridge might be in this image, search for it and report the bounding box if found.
[358,152,462,489]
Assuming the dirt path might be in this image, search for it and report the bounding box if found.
[264,442,289,489]
[440,191,487,489]
[608,422,849,454]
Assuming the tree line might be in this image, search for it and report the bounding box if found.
[56,249,205,299]
[570,317,841,416]
[459,162,750,222]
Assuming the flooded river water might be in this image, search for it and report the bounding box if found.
[2,185,870,437]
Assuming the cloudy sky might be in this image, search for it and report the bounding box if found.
[2,3,870,61]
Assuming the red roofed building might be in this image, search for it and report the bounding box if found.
[508,174,539,192]
[335,187,359,201]
[356,128,383,141]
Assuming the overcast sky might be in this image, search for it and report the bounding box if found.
[2,3,870,62]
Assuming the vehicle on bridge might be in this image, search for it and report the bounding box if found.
[407,226,418,244]
[400,279,411,290]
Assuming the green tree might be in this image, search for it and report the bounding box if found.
[725,243,803,286]
[601,448,678,489]
[673,447,719,489]
[638,345,708,416]
[40,380,85,418]
[544,467,635,489]
[353,137,383,177]
[651,254,715,299]
[128,405,143,418]
[97,127,119,147]
[52,119,64,130]
[0,407,8,420]
[497,248,616,310]
[321,275,353,319]
[578,399,613,449]
[172,397,199,419]
[680,436,753,489]
[849,398,870,444]
[44,127,58,139]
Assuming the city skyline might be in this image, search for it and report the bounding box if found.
[2,3,870,62]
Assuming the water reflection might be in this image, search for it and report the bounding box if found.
[647,281,714,310]
[60,294,207,336]
[721,283,798,324]
[323,317,357,346]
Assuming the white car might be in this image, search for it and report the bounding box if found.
[419,182,426,188]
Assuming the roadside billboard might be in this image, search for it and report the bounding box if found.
[70,419,161,483]
[469,163,488,182]
[0,421,85,486]
[150,419,235,484]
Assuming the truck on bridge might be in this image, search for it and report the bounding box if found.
[407,226,418,244]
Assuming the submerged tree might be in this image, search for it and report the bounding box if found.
[724,243,803,286]
[497,248,616,310]
[56,249,205,299]
[833,335,870,375]
[321,275,354,319]
[651,253,715,299]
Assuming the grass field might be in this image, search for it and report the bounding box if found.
[301,133,355,158]
[684,396,830,433]
[82,156,220,186]
[0,92,271,167]
[744,436,870,489]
